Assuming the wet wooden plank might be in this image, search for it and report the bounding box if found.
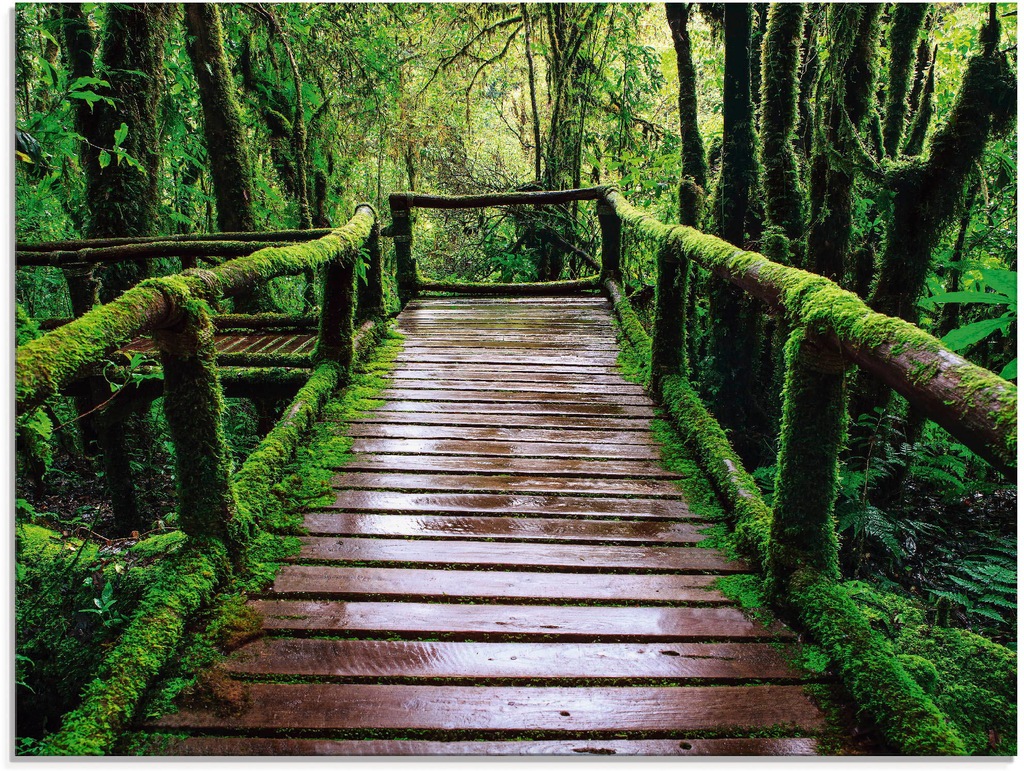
[393,350,619,362]
[348,437,660,460]
[409,297,611,306]
[390,363,625,376]
[401,339,620,349]
[295,538,745,573]
[223,639,805,681]
[272,566,724,603]
[348,412,651,431]
[380,389,651,405]
[332,472,682,499]
[387,379,645,394]
[373,400,655,418]
[169,736,819,756]
[388,369,635,385]
[338,454,677,478]
[328,491,692,520]
[344,424,656,446]
[153,683,823,733]
[252,600,793,640]
[302,513,706,544]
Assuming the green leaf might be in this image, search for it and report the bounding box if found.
[114,122,129,147]
[923,290,1012,307]
[998,358,1017,381]
[941,315,1012,351]
[98,149,111,169]
[978,268,1017,299]
[69,76,109,91]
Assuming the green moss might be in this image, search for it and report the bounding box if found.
[603,188,1016,470]
[37,542,226,755]
[16,208,376,413]
[767,327,846,593]
[845,581,1016,755]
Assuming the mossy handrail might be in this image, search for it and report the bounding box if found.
[600,185,1015,754]
[600,187,1016,473]
[387,186,619,305]
[20,206,387,754]
[16,205,376,413]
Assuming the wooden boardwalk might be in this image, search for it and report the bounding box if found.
[155,296,826,756]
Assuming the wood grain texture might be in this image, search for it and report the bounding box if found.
[168,737,819,756]
[146,295,825,755]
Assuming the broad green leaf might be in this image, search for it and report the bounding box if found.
[941,315,1012,351]
[98,149,110,169]
[69,76,109,91]
[923,290,1012,306]
[114,122,129,146]
[978,268,1017,299]
[998,358,1017,381]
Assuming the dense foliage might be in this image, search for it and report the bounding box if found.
[14,1,1016,753]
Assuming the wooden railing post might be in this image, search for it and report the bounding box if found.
[597,197,621,282]
[156,295,239,550]
[389,194,417,306]
[356,216,385,321]
[768,327,847,595]
[315,205,372,372]
[62,263,99,317]
[651,240,689,391]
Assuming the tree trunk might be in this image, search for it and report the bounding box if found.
[665,2,708,228]
[185,4,258,235]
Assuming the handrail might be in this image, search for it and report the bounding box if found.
[16,228,334,252]
[16,240,311,267]
[388,186,607,209]
[600,187,1016,473]
[16,205,376,413]
[386,186,617,305]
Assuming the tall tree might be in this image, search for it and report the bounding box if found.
[184,3,258,234]
[665,3,707,227]
[804,4,881,283]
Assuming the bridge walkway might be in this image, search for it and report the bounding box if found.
[154,295,827,756]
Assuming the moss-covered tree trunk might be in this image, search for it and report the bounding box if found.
[881,4,929,159]
[869,9,1014,324]
[665,2,708,228]
[855,8,1015,497]
[185,4,257,235]
[759,3,805,266]
[58,3,172,533]
[702,3,767,467]
[538,3,603,281]
[804,4,881,284]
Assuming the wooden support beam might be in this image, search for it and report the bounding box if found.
[16,240,307,267]
[390,186,607,209]
[419,278,601,296]
[388,196,417,307]
[17,228,333,253]
[356,219,385,321]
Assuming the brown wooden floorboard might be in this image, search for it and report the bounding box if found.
[294,537,746,573]
[221,639,805,681]
[348,436,659,460]
[272,565,728,602]
[302,513,707,543]
[168,737,819,756]
[153,683,825,733]
[337,453,680,477]
[251,601,793,640]
[155,295,825,756]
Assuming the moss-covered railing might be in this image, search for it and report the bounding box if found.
[16,205,385,754]
[598,186,1015,755]
[387,186,617,303]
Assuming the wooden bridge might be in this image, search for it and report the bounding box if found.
[15,187,1016,756]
